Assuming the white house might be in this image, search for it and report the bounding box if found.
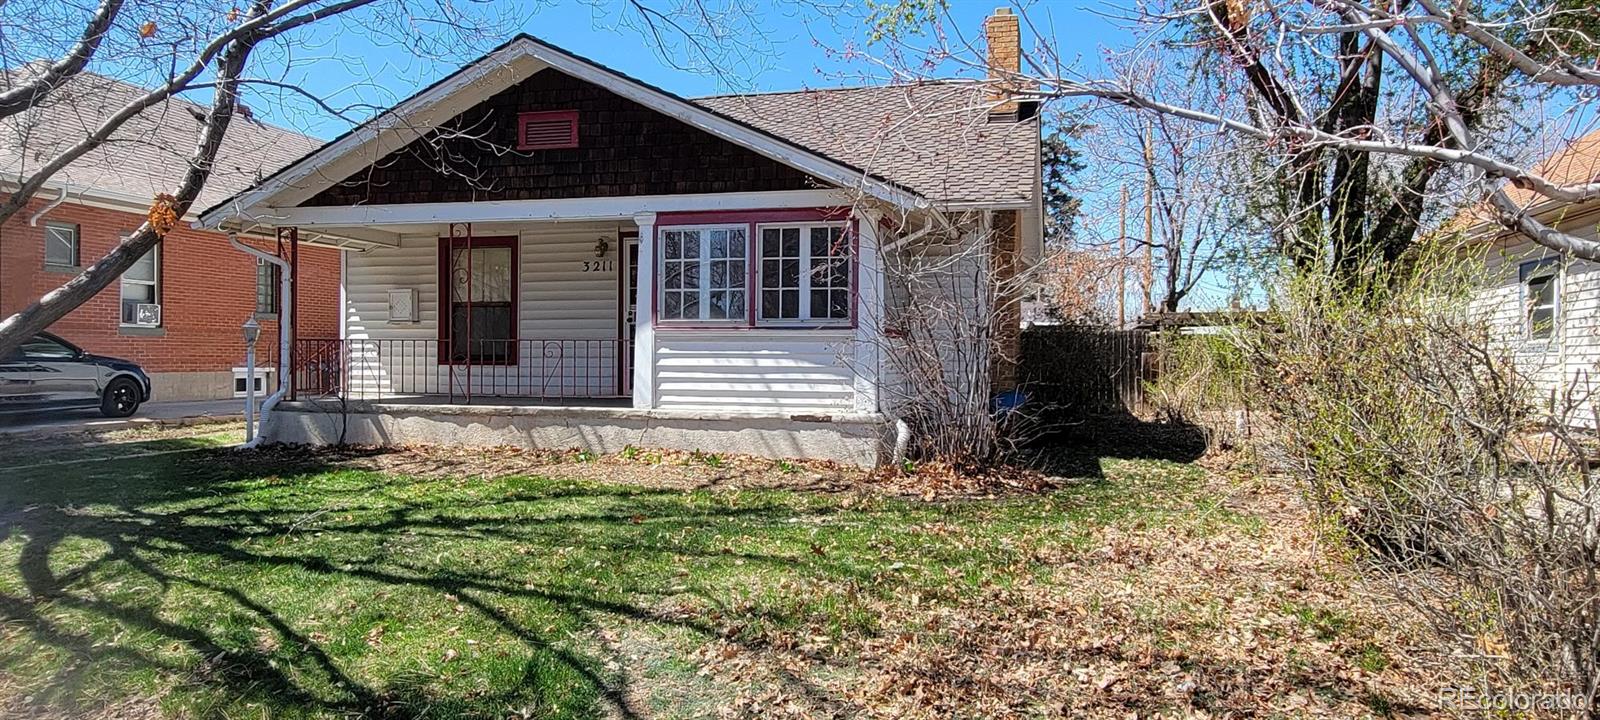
[197,14,1044,466]
[1466,129,1600,425]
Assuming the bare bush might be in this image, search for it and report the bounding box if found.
[1238,256,1600,704]
[874,210,1032,468]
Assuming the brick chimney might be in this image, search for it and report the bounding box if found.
[984,7,1025,122]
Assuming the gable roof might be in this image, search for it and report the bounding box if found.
[1504,127,1600,210]
[0,66,321,212]
[198,35,935,226]
[697,83,1037,205]
[198,34,1040,227]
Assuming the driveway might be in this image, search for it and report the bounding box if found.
[0,399,245,435]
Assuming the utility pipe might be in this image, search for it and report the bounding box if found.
[228,231,292,448]
[28,185,70,226]
[891,418,913,470]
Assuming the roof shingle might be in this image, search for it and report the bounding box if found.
[0,68,321,211]
[696,82,1037,205]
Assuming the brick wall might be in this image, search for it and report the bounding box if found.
[990,209,1021,392]
[0,197,339,386]
[306,69,818,206]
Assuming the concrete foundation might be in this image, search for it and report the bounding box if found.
[264,400,891,468]
[148,371,237,402]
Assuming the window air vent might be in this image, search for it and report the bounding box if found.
[517,110,578,150]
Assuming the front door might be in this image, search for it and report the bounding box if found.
[619,236,639,395]
[440,236,518,365]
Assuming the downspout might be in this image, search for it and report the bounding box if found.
[28,185,70,226]
[881,214,931,468]
[229,231,292,448]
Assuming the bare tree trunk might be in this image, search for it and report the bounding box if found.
[0,4,264,360]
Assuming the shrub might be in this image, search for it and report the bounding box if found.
[1236,254,1600,703]
[1144,331,1250,444]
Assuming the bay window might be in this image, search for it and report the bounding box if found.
[660,226,747,323]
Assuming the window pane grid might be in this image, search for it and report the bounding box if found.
[120,245,158,325]
[759,223,850,324]
[1527,272,1557,340]
[660,226,745,322]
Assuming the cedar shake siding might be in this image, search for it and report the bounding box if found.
[306,69,822,207]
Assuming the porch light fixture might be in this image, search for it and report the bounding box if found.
[594,236,610,258]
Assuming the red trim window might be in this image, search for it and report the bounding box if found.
[658,225,748,325]
[517,110,579,150]
[438,235,518,365]
[756,221,852,326]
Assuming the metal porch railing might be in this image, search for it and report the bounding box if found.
[292,338,633,403]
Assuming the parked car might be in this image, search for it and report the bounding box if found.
[0,332,152,417]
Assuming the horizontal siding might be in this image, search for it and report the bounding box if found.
[653,330,855,412]
[1472,218,1600,425]
[341,222,626,398]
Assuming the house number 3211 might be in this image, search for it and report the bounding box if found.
[581,260,614,272]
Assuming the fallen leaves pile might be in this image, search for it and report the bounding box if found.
[686,472,1458,718]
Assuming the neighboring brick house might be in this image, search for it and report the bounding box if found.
[0,69,340,401]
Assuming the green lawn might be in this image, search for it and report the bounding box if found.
[0,429,1443,718]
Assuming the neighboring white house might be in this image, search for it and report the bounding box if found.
[197,14,1043,466]
[1466,129,1600,425]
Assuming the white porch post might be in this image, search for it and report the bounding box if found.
[854,211,884,414]
[632,212,657,409]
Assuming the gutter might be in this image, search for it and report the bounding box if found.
[227,232,293,448]
[27,184,70,226]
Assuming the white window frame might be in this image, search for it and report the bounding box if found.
[255,257,280,316]
[755,221,853,327]
[656,224,748,325]
[120,243,160,327]
[1520,257,1559,342]
[44,222,80,268]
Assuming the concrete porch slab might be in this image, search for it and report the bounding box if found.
[264,399,890,467]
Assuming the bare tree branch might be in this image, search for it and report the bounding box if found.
[0,0,125,119]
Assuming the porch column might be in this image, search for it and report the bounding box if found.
[632,212,657,409]
[854,211,884,414]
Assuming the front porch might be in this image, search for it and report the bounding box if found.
[262,202,891,466]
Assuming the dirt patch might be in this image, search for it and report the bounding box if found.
[681,467,1459,718]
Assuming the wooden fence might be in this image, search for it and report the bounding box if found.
[1019,325,1152,415]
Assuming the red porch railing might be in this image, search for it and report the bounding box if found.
[292,338,632,403]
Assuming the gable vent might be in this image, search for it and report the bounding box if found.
[517,110,578,150]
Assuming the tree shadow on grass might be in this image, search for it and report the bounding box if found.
[0,443,874,719]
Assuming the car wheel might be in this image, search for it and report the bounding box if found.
[100,377,143,418]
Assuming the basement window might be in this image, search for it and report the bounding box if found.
[517,110,579,150]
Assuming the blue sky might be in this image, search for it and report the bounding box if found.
[248,0,1123,140]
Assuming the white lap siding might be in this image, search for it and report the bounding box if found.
[652,329,857,413]
[1473,216,1600,425]
[340,221,624,399]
